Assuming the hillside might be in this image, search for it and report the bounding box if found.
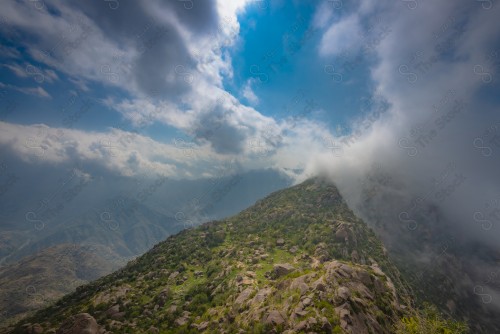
[0,244,119,327]
[5,179,464,333]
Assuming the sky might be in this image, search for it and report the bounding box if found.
[1,0,500,319]
[0,0,380,180]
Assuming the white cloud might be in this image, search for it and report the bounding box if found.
[310,2,500,320]
[242,79,259,104]
[3,63,26,77]
[16,86,51,98]
[0,121,219,178]
[0,45,20,58]
[1,84,51,98]
[319,15,363,56]
[67,77,89,92]
[3,62,58,84]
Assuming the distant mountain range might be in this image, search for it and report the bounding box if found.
[0,244,117,327]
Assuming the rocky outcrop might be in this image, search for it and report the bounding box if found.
[56,313,99,334]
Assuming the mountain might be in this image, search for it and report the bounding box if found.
[0,169,292,327]
[4,179,466,333]
[0,169,292,266]
[0,244,119,327]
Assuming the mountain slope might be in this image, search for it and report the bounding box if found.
[0,244,119,327]
[9,179,419,333]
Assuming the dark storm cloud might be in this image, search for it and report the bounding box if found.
[0,0,220,98]
[190,102,247,154]
[66,0,219,97]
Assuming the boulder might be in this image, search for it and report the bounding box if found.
[272,263,295,278]
[192,321,209,330]
[22,324,44,334]
[111,312,125,320]
[174,316,189,327]
[335,226,349,241]
[290,275,310,295]
[264,310,285,326]
[105,304,120,317]
[169,271,180,280]
[312,278,326,292]
[336,286,350,301]
[321,316,332,333]
[356,270,372,286]
[252,288,272,303]
[235,287,254,308]
[302,297,312,306]
[294,320,308,331]
[56,313,99,334]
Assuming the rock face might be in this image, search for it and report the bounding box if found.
[56,313,99,334]
[13,179,416,334]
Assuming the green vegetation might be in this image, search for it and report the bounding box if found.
[394,304,469,334]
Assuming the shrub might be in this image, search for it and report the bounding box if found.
[394,304,469,334]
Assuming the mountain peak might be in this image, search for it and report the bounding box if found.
[8,179,420,333]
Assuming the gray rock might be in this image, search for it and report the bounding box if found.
[111,312,125,320]
[32,324,43,334]
[22,324,44,334]
[252,288,272,303]
[336,287,350,300]
[105,304,120,317]
[312,278,326,292]
[273,263,295,278]
[264,310,285,326]
[196,321,209,330]
[235,287,254,308]
[294,320,308,331]
[335,226,349,241]
[174,316,189,327]
[56,313,100,334]
[356,271,372,286]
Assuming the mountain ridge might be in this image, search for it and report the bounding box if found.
[6,178,467,334]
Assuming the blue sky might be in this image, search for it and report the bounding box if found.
[229,1,375,131]
[0,0,377,151]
